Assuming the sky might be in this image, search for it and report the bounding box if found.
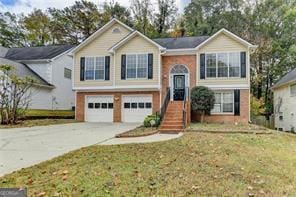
[0,0,191,14]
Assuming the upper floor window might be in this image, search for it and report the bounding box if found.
[290,84,296,97]
[211,91,234,114]
[206,52,241,78]
[126,54,148,79]
[85,57,105,80]
[112,27,121,33]
[64,68,72,79]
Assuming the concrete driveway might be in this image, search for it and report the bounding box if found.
[0,122,138,176]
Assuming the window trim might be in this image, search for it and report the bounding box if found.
[205,52,241,79]
[125,53,149,80]
[211,91,235,115]
[84,56,105,81]
[64,67,72,79]
[290,83,296,97]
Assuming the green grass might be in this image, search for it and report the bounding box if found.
[0,119,77,129]
[1,132,296,196]
[25,109,75,117]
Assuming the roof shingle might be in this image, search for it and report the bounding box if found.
[273,68,296,88]
[153,36,209,49]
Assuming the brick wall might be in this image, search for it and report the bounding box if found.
[161,55,196,102]
[76,91,160,122]
[191,89,250,124]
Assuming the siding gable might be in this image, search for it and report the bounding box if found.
[199,32,248,52]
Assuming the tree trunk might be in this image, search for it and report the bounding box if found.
[200,111,205,123]
[257,54,263,99]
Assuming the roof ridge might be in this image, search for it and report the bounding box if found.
[9,44,75,49]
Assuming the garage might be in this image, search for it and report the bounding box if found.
[122,95,153,123]
[85,95,113,122]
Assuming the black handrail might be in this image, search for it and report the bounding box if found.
[160,87,170,120]
[183,87,189,128]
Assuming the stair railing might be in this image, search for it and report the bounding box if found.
[182,87,189,128]
[159,87,170,121]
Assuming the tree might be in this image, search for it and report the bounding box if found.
[0,65,35,125]
[154,0,178,37]
[0,12,26,47]
[191,86,215,123]
[24,9,51,46]
[130,0,154,36]
[102,1,132,26]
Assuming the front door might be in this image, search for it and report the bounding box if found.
[173,75,185,101]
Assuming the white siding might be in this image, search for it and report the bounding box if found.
[274,85,296,131]
[27,62,52,83]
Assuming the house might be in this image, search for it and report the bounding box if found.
[272,68,296,132]
[71,18,256,131]
[0,45,75,110]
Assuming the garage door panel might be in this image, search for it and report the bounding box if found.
[122,95,153,123]
[85,96,113,122]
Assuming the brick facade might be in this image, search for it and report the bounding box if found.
[161,55,196,102]
[76,91,160,122]
[191,89,250,124]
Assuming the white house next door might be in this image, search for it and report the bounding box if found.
[85,95,113,122]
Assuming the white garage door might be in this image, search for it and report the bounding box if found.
[122,95,153,123]
[85,95,113,122]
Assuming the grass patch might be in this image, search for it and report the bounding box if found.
[1,132,296,195]
[0,119,77,129]
[25,109,75,117]
[116,126,158,138]
[188,122,271,133]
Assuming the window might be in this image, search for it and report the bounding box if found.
[124,103,131,108]
[206,54,216,78]
[85,57,105,80]
[138,102,145,108]
[145,102,152,108]
[108,103,113,109]
[64,68,72,79]
[101,103,107,109]
[218,53,228,77]
[126,54,148,79]
[211,91,234,114]
[88,103,94,109]
[95,103,100,109]
[290,84,296,97]
[205,52,242,78]
[131,103,137,109]
[112,27,121,33]
[229,52,240,77]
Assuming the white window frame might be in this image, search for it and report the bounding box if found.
[126,53,148,80]
[84,56,105,81]
[211,91,235,115]
[205,52,241,79]
[290,83,296,97]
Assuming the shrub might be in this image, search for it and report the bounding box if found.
[191,86,215,123]
[143,114,160,127]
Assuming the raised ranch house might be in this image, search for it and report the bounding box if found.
[71,18,256,132]
[0,45,75,110]
[272,68,296,132]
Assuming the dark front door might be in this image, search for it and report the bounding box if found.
[173,75,185,101]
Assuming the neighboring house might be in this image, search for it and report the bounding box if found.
[0,45,75,110]
[71,18,256,130]
[272,68,296,132]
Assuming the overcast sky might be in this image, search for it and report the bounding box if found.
[0,0,191,14]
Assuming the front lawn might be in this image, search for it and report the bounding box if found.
[116,126,158,137]
[25,109,75,118]
[0,119,77,129]
[1,132,296,196]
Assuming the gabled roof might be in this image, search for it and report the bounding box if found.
[272,68,296,89]
[195,28,257,50]
[0,57,54,88]
[5,45,75,61]
[108,31,166,53]
[71,18,134,54]
[153,36,209,49]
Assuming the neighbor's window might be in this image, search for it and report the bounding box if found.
[206,52,241,78]
[85,57,105,80]
[211,91,234,114]
[64,68,72,79]
[126,54,148,79]
[290,84,296,97]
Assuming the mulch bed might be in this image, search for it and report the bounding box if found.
[116,126,159,138]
